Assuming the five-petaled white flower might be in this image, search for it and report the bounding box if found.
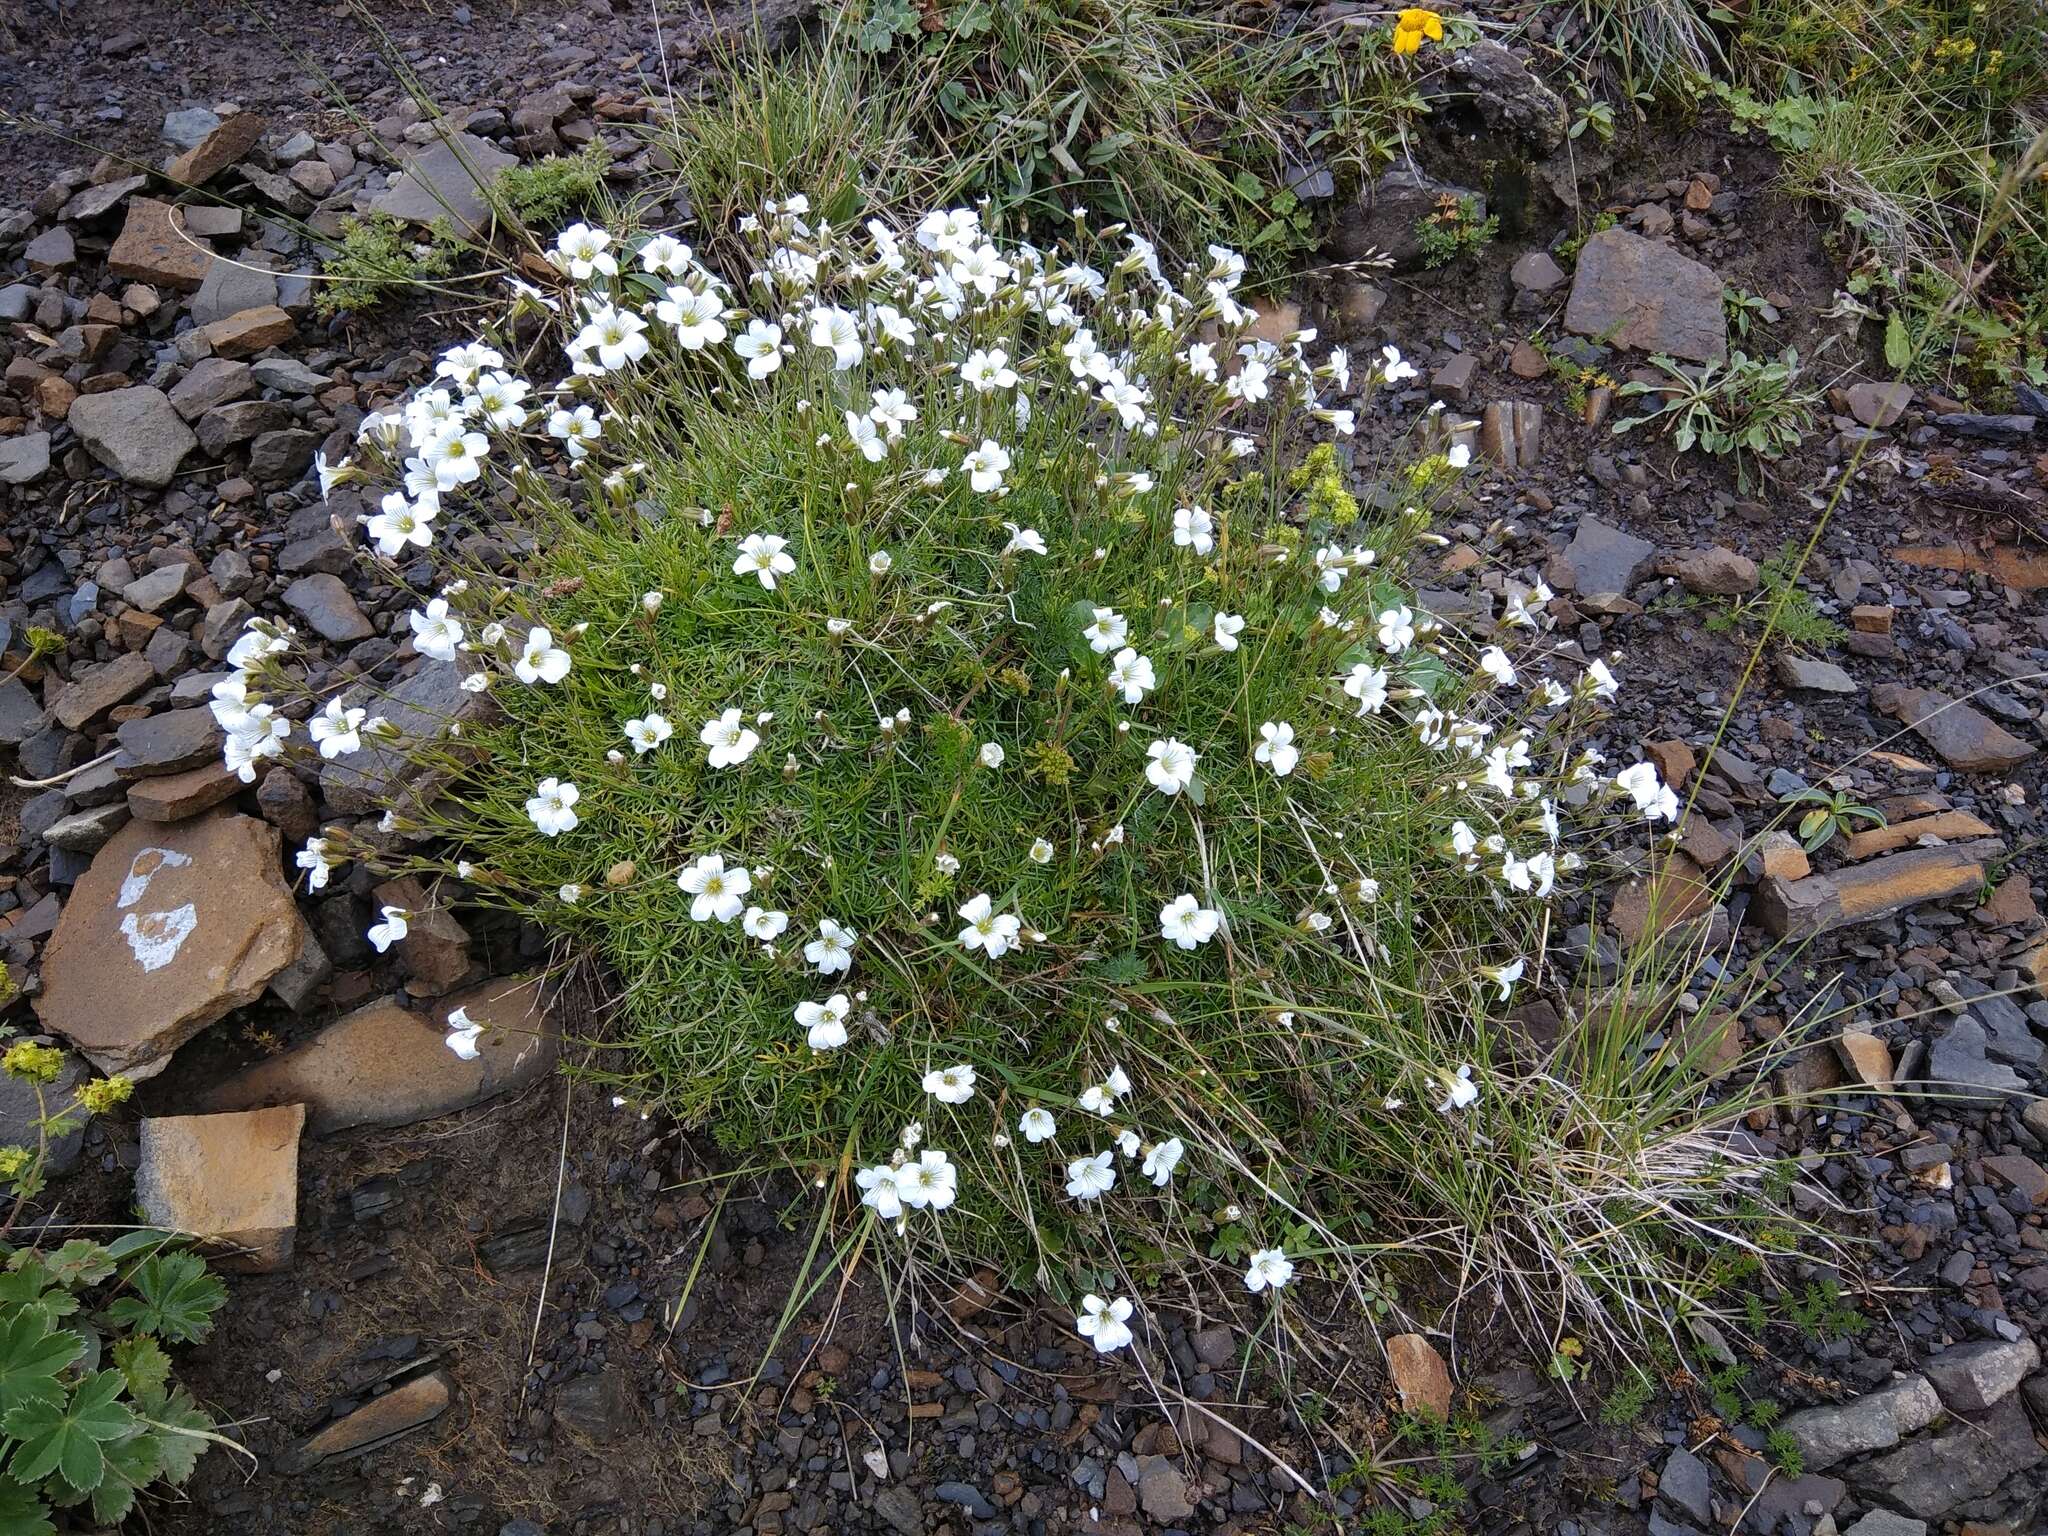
[1078,1065,1130,1116]
[1172,505,1214,555]
[1438,1064,1480,1113]
[923,1063,977,1104]
[1342,662,1389,716]
[526,777,580,836]
[552,222,617,280]
[743,906,789,942]
[1614,761,1679,822]
[1084,606,1128,654]
[1065,1150,1116,1201]
[1159,893,1221,950]
[367,905,410,953]
[978,742,1005,770]
[808,305,863,369]
[1141,1137,1184,1186]
[1254,720,1299,778]
[1002,522,1046,557]
[1244,1247,1295,1293]
[1377,605,1417,653]
[796,994,851,1050]
[1107,648,1155,705]
[897,1149,958,1210]
[699,707,762,768]
[677,854,750,922]
[515,627,571,685]
[409,598,463,661]
[445,1006,484,1061]
[1144,737,1197,796]
[1076,1293,1133,1353]
[734,532,796,590]
[1019,1107,1057,1143]
[961,439,1010,493]
[309,699,366,760]
[1214,612,1245,651]
[806,919,857,974]
[733,318,785,378]
[296,836,337,891]
[956,893,1023,960]
[625,713,674,755]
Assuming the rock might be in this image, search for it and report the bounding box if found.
[24,226,76,274]
[128,761,244,822]
[168,357,256,421]
[1846,381,1913,428]
[1934,411,2036,441]
[1608,850,1723,948]
[321,659,492,816]
[1926,1016,2030,1099]
[1754,841,1998,940]
[1920,1337,2038,1412]
[277,1370,454,1473]
[1645,739,1695,789]
[135,1105,303,1273]
[1779,1373,1941,1470]
[1985,1149,2048,1207]
[205,974,557,1134]
[163,107,223,149]
[372,130,519,238]
[120,564,190,614]
[871,1484,924,1536]
[251,356,332,394]
[1833,1030,1894,1087]
[1774,653,1858,694]
[66,386,198,489]
[1432,353,1477,401]
[1134,1456,1195,1522]
[52,652,157,731]
[60,175,147,223]
[1511,250,1568,293]
[555,1368,631,1443]
[1550,514,1653,596]
[249,428,319,483]
[1843,809,1996,859]
[191,259,280,327]
[1443,42,1568,151]
[1657,1446,1713,1527]
[282,574,373,643]
[42,803,131,854]
[0,1043,90,1177]
[1329,160,1484,271]
[1480,400,1543,472]
[165,112,265,185]
[197,399,293,455]
[114,709,221,779]
[1756,830,1810,882]
[1842,1514,1926,1536]
[370,875,475,995]
[1563,227,1728,363]
[106,199,212,291]
[255,767,319,843]
[1870,683,2034,774]
[1669,546,1758,595]
[1386,1333,1452,1419]
[34,812,310,1078]
[0,432,51,486]
[0,680,46,747]
[196,305,295,359]
[1847,1397,2043,1518]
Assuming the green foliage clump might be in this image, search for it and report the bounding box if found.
[1414,193,1497,268]
[1689,541,1845,650]
[1612,349,1819,490]
[498,143,611,228]
[0,1235,224,1528]
[315,212,455,318]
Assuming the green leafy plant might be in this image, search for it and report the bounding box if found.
[1414,192,1498,268]
[0,1235,225,1528]
[497,143,611,228]
[1723,285,1774,340]
[1612,348,1820,490]
[1781,787,1886,854]
[0,1038,133,1207]
[315,211,456,318]
[1684,542,1845,649]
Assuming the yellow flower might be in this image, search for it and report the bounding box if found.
[1,1042,64,1085]
[77,1075,134,1116]
[0,1146,30,1180]
[1391,7,1445,53]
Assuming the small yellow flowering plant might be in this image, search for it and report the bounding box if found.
[0,1029,133,1207]
[1391,7,1445,54]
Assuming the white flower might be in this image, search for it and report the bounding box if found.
[526,777,581,836]
[577,303,651,373]
[1482,957,1527,1000]
[1084,606,1128,655]
[806,919,857,974]
[1078,1065,1131,1116]
[637,233,691,275]
[699,707,762,769]
[308,699,366,760]
[1065,1150,1116,1201]
[923,1063,977,1105]
[845,410,886,462]
[1076,1293,1134,1353]
[223,706,289,782]
[743,906,790,942]
[868,550,894,576]
[1447,442,1473,469]
[808,305,863,369]
[546,404,602,457]
[1438,1064,1480,1113]
[1144,737,1197,796]
[1214,612,1245,651]
[515,627,571,685]
[1141,1138,1183,1186]
[365,492,436,556]
[624,713,674,755]
[1381,344,1417,382]
[677,853,750,922]
[1244,1248,1295,1293]
[471,371,530,430]
[1002,523,1047,557]
[1254,720,1299,777]
[1172,505,1214,555]
[1478,646,1517,687]
[962,439,1011,494]
[551,222,617,280]
[409,598,464,661]
[367,906,410,953]
[1019,1107,1057,1143]
[655,285,727,349]
[957,893,1023,960]
[734,532,796,590]
[796,993,851,1050]
[978,742,1005,769]
[1106,648,1155,705]
[1028,837,1054,865]
[857,1163,903,1220]
[734,318,785,378]
[445,1006,484,1060]
[961,347,1018,392]
[1159,893,1221,950]
[1614,761,1679,822]
[897,1149,958,1211]
[1341,662,1389,716]
[295,836,337,891]
[1117,1128,1141,1158]
[1377,605,1417,653]
[1585,658,1620,698]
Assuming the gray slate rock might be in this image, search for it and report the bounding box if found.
[371,131,518,238]
[1564,227,1728,363]
[1927,1015,2031,1098]
[114,709,222,780]
[1848,1397,2044,1518]
[67,386,198,488]
[0,432,51,486]
[1443,42,1568,151]
[321,659,490,815]
[1656,1446,1713,1527]
[1552,514,1653,596]
[1329,159,1485,272]
[1920,1337,2039,1412]
[1842,1514,1926,1536]
[1780,1373,1942,1470]
[282,574,373,643]
[1775,654,1857,694]
[192,258,280,327]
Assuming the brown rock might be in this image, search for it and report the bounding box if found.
[276,1370,453,1473]
[128,761,244,822]
[197,306,295,359]
[1985,1153,2048,1207]
[1980,872,2038,928]
[135,1105,303,1272]
[1480,400,1543,472]
[51,651,157,731]
[2023,942,2048,999]
[1843,809,1998,860]
[33,812,309,1077]
[206,973,557,1134]
[1668,545,1758,595]
[1608,851,1724,948]
[1851,604,1895,634]
[1833,1030,1894,1088]
[1755,830,1810,882]
[371,875,475,996]
[1871,682,2035,774]
[1563,227,1727,363]
[1754,841,1998,940]
[1386,1333,1452,1420]
[165,112,266,186]
[106,199,213,292]
[1508,340,1548,379]
[1645,739,1696,790]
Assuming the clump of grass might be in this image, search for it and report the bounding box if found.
[240,199,1796,1367]
[314,211,456,317]
[497,143,611,228]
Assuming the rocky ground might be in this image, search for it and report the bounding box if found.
[4,2,2048,1534]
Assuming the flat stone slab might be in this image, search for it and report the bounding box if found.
[320,658,491,816]
[206,973,556,1134]
[277,1370,454,1473]
[1564,226,1728,363]
[136,1104,303,1273]
[107,199,214,292]
[1754,841,1999,941]
[67,386,198,488]
[1871,682,2035,774]
[34,811,309,1077]
[371,130,517,239]
[1549,515,1652,597]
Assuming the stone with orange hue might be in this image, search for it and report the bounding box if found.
[1644,739,1696,792]
[34,812,308,1077]
[1755,830,1810,882]
[1386,1334,1452,1420]
[205,973,555,1134]
[196,306,294,359]
[1754,842,1998,940]
[1607,851,1724,948]
[165,112,265,185]
[1978,871,2037,928]
[107,199,213,291]
[1833,1031,1894,1088]
[277,1369,454,1472]
[127,761,243,823]
[1843,810,1998,860]
[136,1104,303,1272]
[1851,604,1894,634]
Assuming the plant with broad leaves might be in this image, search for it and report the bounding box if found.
[1780,786,1886,853]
